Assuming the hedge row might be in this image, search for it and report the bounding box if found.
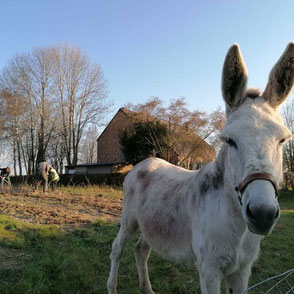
[9,173,127,187]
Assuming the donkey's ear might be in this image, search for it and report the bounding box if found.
[222,44,248,112]
[263,42,294,108]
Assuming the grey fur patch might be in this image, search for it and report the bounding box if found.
[246,88,261,98]
[197,150,225,196]
[140,195,147,206]
[174,201,180,212]
[212,167,224,190]
[128,187,135,197]
[198,166,224,195]
[199,174,210,195]
[163,190,170,200]
[137,170,148,179]
[162,181,179,200]
[137,170,152,191]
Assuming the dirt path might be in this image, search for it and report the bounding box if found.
[0,187,122,226]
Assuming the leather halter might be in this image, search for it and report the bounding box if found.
[235,173,278,205]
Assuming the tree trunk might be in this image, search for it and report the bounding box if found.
[17,139,22,176]
[13,139,17,176]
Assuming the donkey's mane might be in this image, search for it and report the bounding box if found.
[246,88,262,99]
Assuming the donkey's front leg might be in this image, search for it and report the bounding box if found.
[225,265,251,294]
[198,265,222,294]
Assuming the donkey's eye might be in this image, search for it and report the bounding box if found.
[279,138,286,145]
[226,138,238,149]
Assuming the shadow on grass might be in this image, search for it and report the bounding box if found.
[0,212,293,294]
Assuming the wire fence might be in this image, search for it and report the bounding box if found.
[242,269,294,294]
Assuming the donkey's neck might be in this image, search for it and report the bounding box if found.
[196,144,238,196]
[214,145,227,182]
[212,144,236,193]
[194,145,225,196]
[211,144,243,208]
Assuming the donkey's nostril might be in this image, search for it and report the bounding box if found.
[274,206,280,220]
[246,204,254,220]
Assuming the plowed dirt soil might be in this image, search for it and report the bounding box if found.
[0,185,123,226]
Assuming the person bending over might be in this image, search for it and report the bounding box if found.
[49,167,60,191]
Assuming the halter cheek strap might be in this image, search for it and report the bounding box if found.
[235,173,278,205]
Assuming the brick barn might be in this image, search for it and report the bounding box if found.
[66,107,215,174]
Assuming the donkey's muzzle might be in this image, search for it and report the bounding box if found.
[245,202,280,235]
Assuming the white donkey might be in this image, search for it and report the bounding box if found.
[107,43,294,294]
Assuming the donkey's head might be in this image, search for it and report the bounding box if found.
[221,43,294,235]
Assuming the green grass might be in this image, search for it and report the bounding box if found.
[279,190,294,210]
[0,216,118,294]
[0,190,292,293]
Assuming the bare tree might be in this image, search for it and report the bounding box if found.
[0,44,111,173]
[125,97,225,168]
[0,89,28,175]
[282,101,294,172]
[180,107,225,165]
[52,45,110,166]
[29,48,58,164]
[0,49,58,174]
[79,124,99,163]
[46,133,66,174]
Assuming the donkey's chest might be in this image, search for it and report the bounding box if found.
[193,210,261,275]
[224,234,261,275]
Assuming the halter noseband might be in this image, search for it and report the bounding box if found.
[235,173,278,205]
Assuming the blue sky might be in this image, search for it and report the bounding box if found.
[1,0,294,118]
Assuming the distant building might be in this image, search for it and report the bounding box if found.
[65,163,119,175]
[65,108,133,175]
[97,108,133,164]
[66,107,215,174]
[97,107,215,170]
